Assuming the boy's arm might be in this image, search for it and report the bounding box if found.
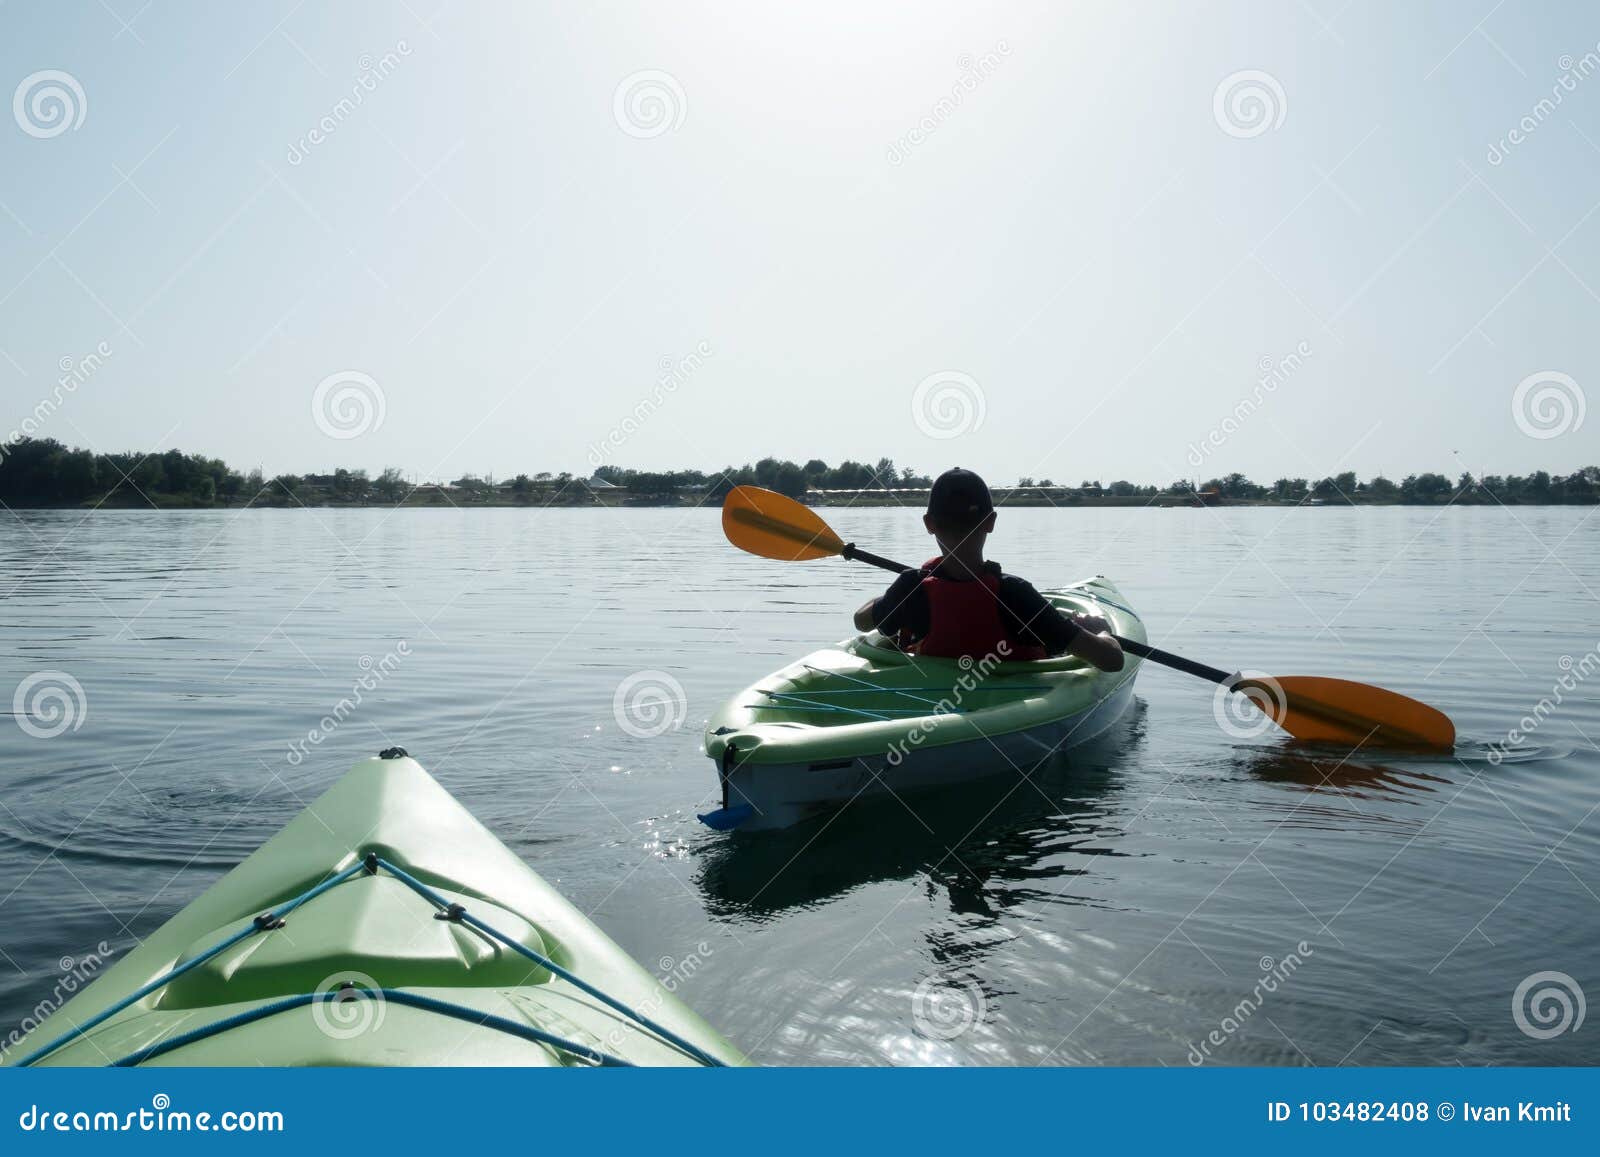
[854,571,925,635]
[999,577,1125,671]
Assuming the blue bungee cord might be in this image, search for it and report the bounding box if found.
[14,852,723,1068]
[109,990,635,1068]
[11,859,369,1068]
[370,855,723,1067]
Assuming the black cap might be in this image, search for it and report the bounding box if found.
[927,467,993,522]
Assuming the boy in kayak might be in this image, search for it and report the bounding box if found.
[852,468,1124,671]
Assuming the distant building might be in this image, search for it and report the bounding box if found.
[585,475,620,490]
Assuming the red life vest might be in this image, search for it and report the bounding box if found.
[907,556,1048,662]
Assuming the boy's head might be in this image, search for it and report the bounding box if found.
[924,467,996,555]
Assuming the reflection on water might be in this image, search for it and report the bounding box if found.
[2,507,1598,1066]
[698,707,1142,923]
[1242,747,1451,806]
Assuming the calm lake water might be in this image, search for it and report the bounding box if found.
[1,505,1596,1065]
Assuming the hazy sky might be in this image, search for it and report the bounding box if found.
[3,2,1598,485]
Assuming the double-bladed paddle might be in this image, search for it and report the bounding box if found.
[719,485,1455,751]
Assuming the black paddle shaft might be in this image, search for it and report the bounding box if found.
[839,542,911,574]
[1120,640,1232,684]
[837,541,1234,685]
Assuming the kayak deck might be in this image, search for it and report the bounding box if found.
[8,752,743,1067]
[740,666,1056,724]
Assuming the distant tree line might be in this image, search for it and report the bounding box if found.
[593,457,932,498]
[1185,468,1600,504]
[0,436,1594,507]
[0,441,245,505]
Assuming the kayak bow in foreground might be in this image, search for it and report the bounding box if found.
[8,750,743,1068]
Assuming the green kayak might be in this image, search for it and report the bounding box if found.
[702,576,1145,831]
[7,751,742,1067]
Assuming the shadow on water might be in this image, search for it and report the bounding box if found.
[695,701,1149,923]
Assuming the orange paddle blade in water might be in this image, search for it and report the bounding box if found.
[721,485,845,561]
[1235,675,1456,750]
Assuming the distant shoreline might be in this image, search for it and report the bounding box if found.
[8,490,1595,511]
[3,436,1594,509]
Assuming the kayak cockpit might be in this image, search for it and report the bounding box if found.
[740,655,1066,729]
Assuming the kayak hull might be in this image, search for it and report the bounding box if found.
[715,676,1138,830]
[703,577,1145,831]
[7,754,743,1067]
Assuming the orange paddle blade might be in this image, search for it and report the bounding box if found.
[1236,675,1456,751]
[721,485,846,561]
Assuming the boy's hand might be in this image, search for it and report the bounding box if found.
[1066,611,1125,672]
[1071,611,1111,636]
